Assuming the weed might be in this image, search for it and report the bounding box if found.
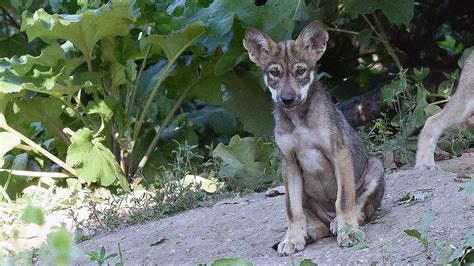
[87,246,118,266]
[404,211,435,258]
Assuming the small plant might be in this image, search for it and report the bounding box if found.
[87,246,119,266]
[404,211,435,258]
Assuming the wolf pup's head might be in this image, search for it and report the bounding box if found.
[243,21,328,110]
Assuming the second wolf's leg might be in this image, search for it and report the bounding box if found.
[277,157,307,256]
[330,157,384,232]
[415,99,473,170]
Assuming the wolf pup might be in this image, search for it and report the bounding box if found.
[415,51,474,170]
[243,21,385,256]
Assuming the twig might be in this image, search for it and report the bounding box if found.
[0,113,77,176]
[0,6,21,30]
[126,45,152,115]
[363,14,402,69]
[131,61,174,144]
[133,74,200,177]
[0,169,72,178]
[326,27,384,43]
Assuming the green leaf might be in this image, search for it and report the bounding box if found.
[9,97,70,145]
[5,43,65,76]
[21,205,45,225]
[413,67,430,81]
[354,242,369,250]
[300,259,318,266]
[424,104,442,117]
[465,179,474,193]
[85,99,114,123]
[21,1,134,62]
[0,132,21,167]
[381,78,406,104]
[214,22,246,76]
[342,0,414,26]
[404,229,422,240]
[421,211,435,231]
[412,85,429,126]
[66,128,129,191]
[140,21,206,61]
[0,48,87,96]
[356,29,372,45]
[211,257,253,266]
[46,227,73,266]
[181,0,304,41]
[222,70,273,136]
[212,136,278,191]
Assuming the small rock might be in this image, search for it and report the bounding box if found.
[265,186,285,197]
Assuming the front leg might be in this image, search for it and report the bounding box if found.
[331,146,365,247]
[277,156,307,256]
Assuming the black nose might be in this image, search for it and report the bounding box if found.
[281,93,295,105]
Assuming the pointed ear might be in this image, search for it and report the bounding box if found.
[295,21,329,61]
[243,28,277,67]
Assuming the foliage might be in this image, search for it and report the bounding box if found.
[87,246,119,266]
[212,135,280,192]
[404,211,435,257]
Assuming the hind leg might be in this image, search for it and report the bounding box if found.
[415,98,473,170]
[304,208,330,245]
[355,157,385,223]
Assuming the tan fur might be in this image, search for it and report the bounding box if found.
[415,51,474,170]
[243,21,385,256]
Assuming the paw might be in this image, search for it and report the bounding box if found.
[277,228,306,256]
[414,163,440,171]
[336,225,366,248]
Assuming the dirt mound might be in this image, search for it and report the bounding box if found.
[74,153,473,265]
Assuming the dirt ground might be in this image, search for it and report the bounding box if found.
[74,153,473,265]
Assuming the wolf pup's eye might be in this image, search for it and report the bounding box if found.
[269,69,280,77]
[296,67,306,76]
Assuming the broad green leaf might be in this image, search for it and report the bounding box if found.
[342,0,414,26]
[0,50,87,96]
[181,0,306,41]
[213,136,277,191]
[140,21,206,61]
[214,22,246,76]
[0,132,21,167]
[12,153,28,170]
[5,43,65,76]
[21,205,45,225]
[404,229,422,240]
[211,257,253,266]
[66,128,129,191]
[188,106,238,136]
[10,97,70,145]
[222,70,273,136]
[21,1,133,62]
